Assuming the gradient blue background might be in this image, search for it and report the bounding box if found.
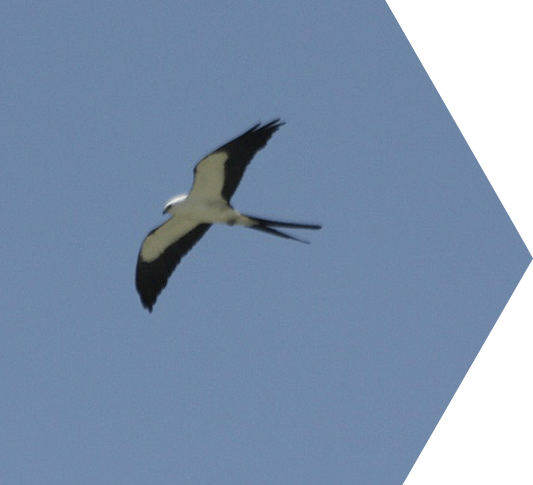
[1,2,530,484]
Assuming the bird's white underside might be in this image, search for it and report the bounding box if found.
[140,217,199,262]
[140,150,253,262]
[191,151,229,199]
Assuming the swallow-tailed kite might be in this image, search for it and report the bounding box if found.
[135,120,321,311]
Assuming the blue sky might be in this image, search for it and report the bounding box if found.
[1,2,530,484]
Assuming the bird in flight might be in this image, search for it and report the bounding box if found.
[135,120,321,311]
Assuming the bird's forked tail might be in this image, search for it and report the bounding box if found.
[244,215,322,244]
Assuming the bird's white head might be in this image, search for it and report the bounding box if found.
[163,193,188,214]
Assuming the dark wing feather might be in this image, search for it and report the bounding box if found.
[196,119,284,203]
[135,223,211,312]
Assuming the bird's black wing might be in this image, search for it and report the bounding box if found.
[136,222,211,312]
[192,119,284,203]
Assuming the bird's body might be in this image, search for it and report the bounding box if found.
[136,120,321,311]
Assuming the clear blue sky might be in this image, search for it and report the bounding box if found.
[1,2,530,484]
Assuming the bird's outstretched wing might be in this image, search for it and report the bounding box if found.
[136,220,211,311]
[191,119,284,203]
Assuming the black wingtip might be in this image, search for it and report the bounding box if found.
[249,119,285,134]
[136,254,164,313]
